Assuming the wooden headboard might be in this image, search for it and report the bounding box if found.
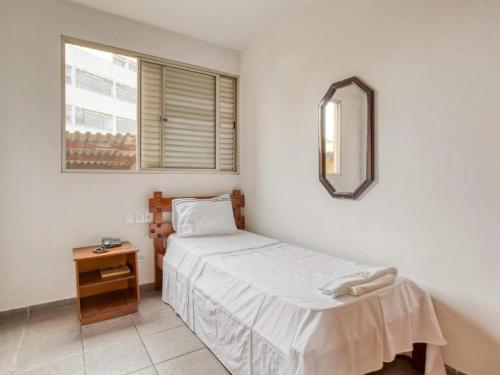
[148,190,245,289]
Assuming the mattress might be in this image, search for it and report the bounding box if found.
[162,230,446,375]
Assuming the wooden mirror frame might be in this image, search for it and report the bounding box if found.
[318,76,374,199]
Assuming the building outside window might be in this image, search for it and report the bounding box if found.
[116,117,136,134]
[65,65,72,85]
[115,83,137,104]
[75,107,114,132]
[128,60,137,72]
[112,54,127,68]
[75,68,113,97]
[65,104,72,125]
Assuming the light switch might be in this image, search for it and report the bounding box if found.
[125,212,135,225]
[135,211,145,224]
[145,212,153,223]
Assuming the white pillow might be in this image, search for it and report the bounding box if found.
[172,194,237,237]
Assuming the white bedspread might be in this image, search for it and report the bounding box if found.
[162,230,446,375]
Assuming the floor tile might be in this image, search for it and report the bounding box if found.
[155,348,229,375]
[82,315,138,352]
[132,307,183,337]
[0,318,26,349]
[142,326,204,364]
[85,338,152,375]
[14,354,84,375]
[139,294,169,314]
[15,329,82,373]
[0,346,17,375]
[29,300,76,315]
[0,298,423,375]
[141,288,160,297]
[129,366,158,375]
[29,304,77,322]
[24,306,80,342]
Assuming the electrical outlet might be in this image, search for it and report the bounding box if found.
[135,211,145,224]
[125,212,135,225]
[138,253,145,262]
[145,212,153,223]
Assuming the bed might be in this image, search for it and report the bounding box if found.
[148,190,446,375]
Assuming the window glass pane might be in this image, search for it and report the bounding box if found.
[64,43,137,170]
[113,55,127,67]
[162,66,216,169]
[75,107,113,132]
[219,76,237,171]
[128,61,137,72]
[65,65,72,85]
[75,69,113,96]
[65,104,72,126]
[116,117,137,134]
[116,83,137,104]
[140,61,162,169]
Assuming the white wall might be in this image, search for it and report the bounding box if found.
[0,0,240,311]
[240,0,500,374]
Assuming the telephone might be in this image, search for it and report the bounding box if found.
[93,238,123,253]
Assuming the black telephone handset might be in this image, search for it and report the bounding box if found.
[93,238,123,253]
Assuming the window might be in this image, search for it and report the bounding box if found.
[65,104,72,125]
[76,68,113,97]
[128,60,137,72]
[140,64,217,169]
[219,76,237,171]
[65,65,72,85]
[115,83,137,104]
[113,55,127,67]
[116,117,137,134]
[64,42,138,170]
[140,63,237,171]
[63,38,237,172]
[75,107,113,132]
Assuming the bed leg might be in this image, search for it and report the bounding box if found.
[153,238,163,290]
[154,265,162,290]
[411,343,427,372]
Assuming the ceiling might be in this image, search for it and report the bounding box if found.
[68,0,310,50]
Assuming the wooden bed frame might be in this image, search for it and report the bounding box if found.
[146,189,426,371]
[148,190,245,290]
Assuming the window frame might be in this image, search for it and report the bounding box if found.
[61,35,239,174]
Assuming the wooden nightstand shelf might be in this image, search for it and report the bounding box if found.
[73,241,140,324]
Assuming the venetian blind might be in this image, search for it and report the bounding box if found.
[140,61,236,171]
[219,76,237,171]
[140,61,162,168]
[163,66,216,169]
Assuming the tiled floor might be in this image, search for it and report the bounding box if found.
[0,291,421,375]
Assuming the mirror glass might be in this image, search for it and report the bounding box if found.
[319,77,373,198]
[325,84,367,192]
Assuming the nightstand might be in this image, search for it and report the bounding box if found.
[73,241,140,324]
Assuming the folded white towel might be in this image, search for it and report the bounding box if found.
[348,273,396,296]
[319,266,398,298]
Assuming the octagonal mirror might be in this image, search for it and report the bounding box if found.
[318,77,374,199]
